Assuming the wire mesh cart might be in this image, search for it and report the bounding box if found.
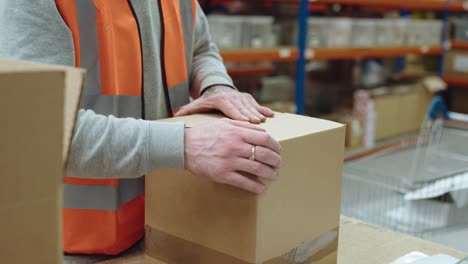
[341,96,468,237]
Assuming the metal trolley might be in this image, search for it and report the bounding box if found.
[341,96,468,237]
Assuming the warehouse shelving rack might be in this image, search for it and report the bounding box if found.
[221,46,443,63]
[203,0,468,114]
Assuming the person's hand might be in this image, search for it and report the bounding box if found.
[184,118,282,193]
[175,85,274,124]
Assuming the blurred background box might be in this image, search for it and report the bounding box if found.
[444,50,468,78]
[407,20,442,46]
[325,18,353,47]
[351,19,376,47]
[319,112,364,150]
[242,16,276,49]
[208,15,276,49]
[305,18,328,48]
[390,18,409,46]
[374,19,395,47]
[369,84,426,141]
[453,17,468,41]
[257,75,295,103]
[207,15,244,49]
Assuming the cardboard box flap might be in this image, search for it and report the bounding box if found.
[167,113,223,128]
[421,76,447,93]
[166,112,344,141]
[0,59,79,73]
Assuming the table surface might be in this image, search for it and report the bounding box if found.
[89,216,467,264]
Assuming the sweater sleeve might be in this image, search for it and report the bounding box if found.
[67,110,185,178]
[190,2,236,98]
[0,0,186,179]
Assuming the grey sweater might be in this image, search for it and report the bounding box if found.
[0,0,234,179]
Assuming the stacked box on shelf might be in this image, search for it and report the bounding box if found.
[351,19,376,47]
[390,19,409,46]
[257,75,295,103]
[374,19,394,47]
[375,19,408,47]
[426,20,444,45]
[285,17,352,48]
[453,17,468,41]
[444,50,468,78]
[242,16,276,49]
[306,18,328,48]
[325,18,353,48]
[406,21,426,46]
[407,20,443,46]
[207,15,244,50]
[207,15,276,50]
[279,17,441,49]
[291,18,328,47]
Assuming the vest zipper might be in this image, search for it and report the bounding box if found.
[157,0,174,117]
[127,0,146,119]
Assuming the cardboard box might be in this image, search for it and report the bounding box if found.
[146,113,345,264]
[0,60,83,263]
[371,87,415,141]
[317,112,363,150]
[444,51,468,78]
[340,116,363,150]
[371,80,445,141]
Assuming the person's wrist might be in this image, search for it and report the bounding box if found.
[202,85,235,97]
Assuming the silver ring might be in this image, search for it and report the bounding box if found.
[249,145,256,161]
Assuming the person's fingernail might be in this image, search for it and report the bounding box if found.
[251,118,260,124]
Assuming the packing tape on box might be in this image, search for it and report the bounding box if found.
[145,226,338,264]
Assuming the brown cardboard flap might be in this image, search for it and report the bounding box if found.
[421,76,447,93]
[145,226,338,264]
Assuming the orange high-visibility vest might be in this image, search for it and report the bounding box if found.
[55,0,197,255]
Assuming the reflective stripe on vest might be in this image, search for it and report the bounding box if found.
[64,178,144,211]
[55,0,197,255]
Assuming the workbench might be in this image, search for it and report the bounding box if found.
[76,217,466,264]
